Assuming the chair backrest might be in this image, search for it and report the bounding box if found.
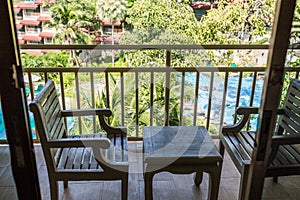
[277,79,300,135]
[29,80,66,144]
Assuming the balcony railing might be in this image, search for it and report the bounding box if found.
[15,44,300,140]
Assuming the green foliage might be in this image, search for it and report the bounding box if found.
[198,0,275,44]
[21,51,70,68]
[46,0,101,66]
[125,0,199,42]
[291,1,300,44]
[48,0,99,44]
[96,0,127,23]
[21,51,75,89]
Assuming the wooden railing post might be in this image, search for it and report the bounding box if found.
[245,1,297,199]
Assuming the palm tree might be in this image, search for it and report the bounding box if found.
[48,0,100,66]
[96,0,127,66]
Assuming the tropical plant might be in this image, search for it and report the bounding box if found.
[47,0,100,66]
[96,0,127,67]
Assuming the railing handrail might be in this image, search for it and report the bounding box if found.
[22,67,300,74]
[20,44,271,50]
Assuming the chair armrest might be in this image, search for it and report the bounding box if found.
[222,107,259,133]
[61,109,127,137]
[236,107,259,115]
[61,108,112,117]
[272,134,300,146]
[47,138,111,149]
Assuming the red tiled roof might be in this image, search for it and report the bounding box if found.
[39,32,54,38]
[14,2,38,9]
[35,0,56,4]
[41,50,60,53]
[20,20,40,26]
[18,39,25,45]
[93,35,119,44]
[38,15,51,22]
[16,23,23,29]
[24,50,43,56]
[190,3,214,10]
[14,8,21,14]
[102,19,121,26]
[23,35,42,42]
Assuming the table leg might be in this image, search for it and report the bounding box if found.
[194,171,203,186]
[207,163,222,200]
[144,172,154,200]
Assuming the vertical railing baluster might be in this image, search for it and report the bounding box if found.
[295,71,299,79]
[105,71,110,125]
[105,71,110,109]
[193,71,200,126]
[59,72,68,133]
[59,72,66,109]
[206,72,214,130]
[150,72,154,126]
[90,72,96,133]
[234,72,243,123]
[44,72,48,82]
[179,72,185,125]
[27,72,34,100]
[219,72,229,133]
[165,50,171,126]
[120,72,125,126]
[75,72,82,135]
[135,71,139,137]
[247,71,257,130]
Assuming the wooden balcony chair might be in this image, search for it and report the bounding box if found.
[219,78,300,199]
[29,80,128,200]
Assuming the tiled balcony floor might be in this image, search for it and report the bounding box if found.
[0,141,299,200]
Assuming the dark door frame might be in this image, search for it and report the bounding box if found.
[0,1,41,199]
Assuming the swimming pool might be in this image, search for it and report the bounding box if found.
[0,105,36,139]
[185,73,263,129]
[0,105,74,140]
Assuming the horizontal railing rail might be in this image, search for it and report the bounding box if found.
[20,44,271,50]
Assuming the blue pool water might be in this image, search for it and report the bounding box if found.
[0,105,36,139]
[185,73,263,129]
[0,105,74,140]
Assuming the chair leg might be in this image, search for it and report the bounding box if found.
[63,180,68,188]
[49,179,58,200]
[122,178,128,200]
[207,165,222,200]
[219,139,225,157]
[239,165,250,200]
[144,172,154,200]
[218,140,225,174]
[273,176,278,183]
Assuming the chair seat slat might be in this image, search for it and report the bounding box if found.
[57,148,70,170]
[65,148,77,169]
[73,148,84,169]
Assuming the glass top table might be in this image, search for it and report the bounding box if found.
[143,126,223,200]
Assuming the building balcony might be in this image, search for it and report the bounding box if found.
[5,44,296,139]
[0,44,299,199]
